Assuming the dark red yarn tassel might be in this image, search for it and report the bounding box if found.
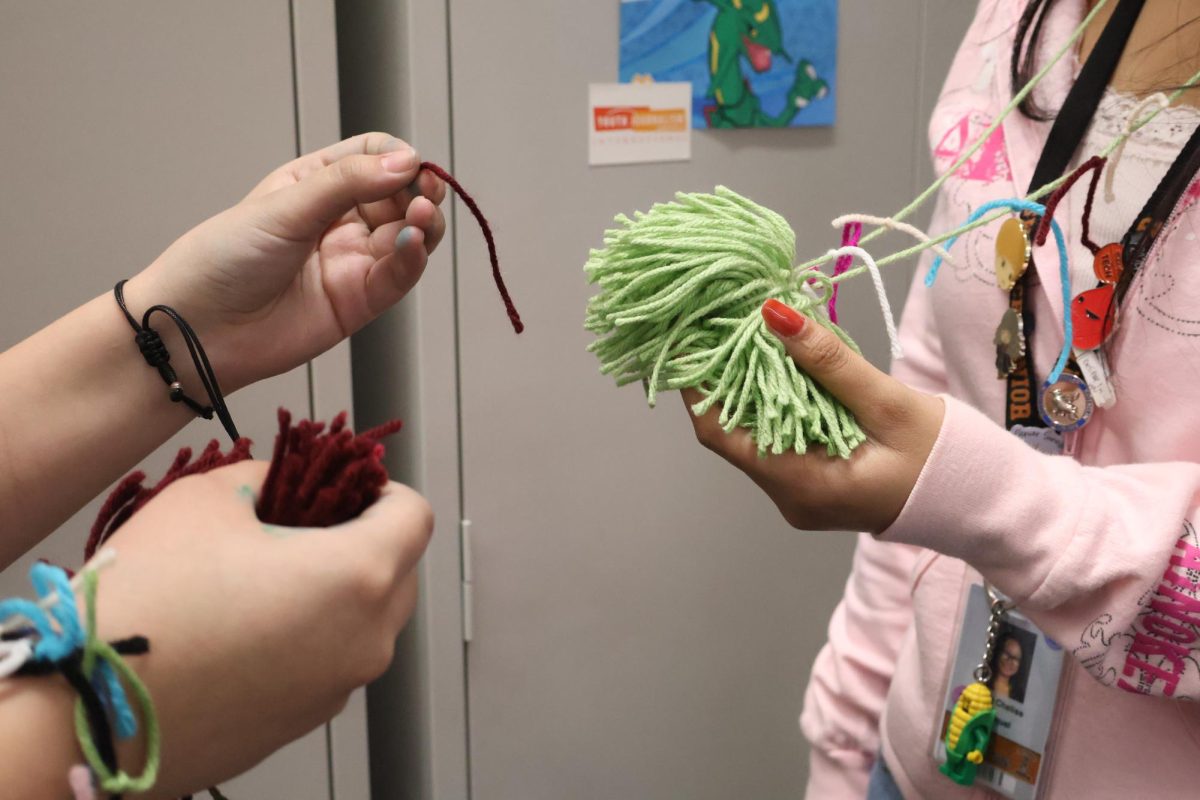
[86,439,253,560]
[420,161,525,334]
[86,409,402,560]
[256,409,402,527]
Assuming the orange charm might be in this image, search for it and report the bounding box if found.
[1093,242,1124,284]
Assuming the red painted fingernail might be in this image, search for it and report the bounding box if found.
[761,299,805,338]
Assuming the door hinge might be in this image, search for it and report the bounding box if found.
[460,519,473,643]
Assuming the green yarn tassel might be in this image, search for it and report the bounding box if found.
[585,186,866,458]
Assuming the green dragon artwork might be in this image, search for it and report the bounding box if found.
[699,0,829,128]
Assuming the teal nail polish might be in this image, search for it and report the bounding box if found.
[395,227,416,248]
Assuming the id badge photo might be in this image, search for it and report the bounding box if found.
[933,583,1065,799]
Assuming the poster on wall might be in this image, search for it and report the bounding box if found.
[619,0,837,129]
[588,82,692,166]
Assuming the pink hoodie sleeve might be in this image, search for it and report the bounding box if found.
[800,266,947,797]
[881,397,1200,700]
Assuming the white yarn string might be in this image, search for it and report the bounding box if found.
[824,246,904,359]
[831,213,957,267]
[1105,92,1172,203]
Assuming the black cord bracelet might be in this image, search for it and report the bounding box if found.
[113,281,240,442]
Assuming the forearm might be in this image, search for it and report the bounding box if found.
[0,676,85,799]
[0,279,193,566]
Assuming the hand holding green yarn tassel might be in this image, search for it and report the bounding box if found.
[585,186,867,457]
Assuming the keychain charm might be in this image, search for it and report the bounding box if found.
[941,589,1005,786]
[1071,284,1118,350]
[1039,372,1094,432]
[994,216,1032,290]
[994,307,1026,377]
[1093,242,1124,284]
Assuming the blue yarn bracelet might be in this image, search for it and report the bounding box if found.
[0,564,138,740]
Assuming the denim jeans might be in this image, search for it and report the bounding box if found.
[865,754,905,800]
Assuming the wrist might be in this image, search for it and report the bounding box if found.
[0,675,84,798]
[119,268,252,398]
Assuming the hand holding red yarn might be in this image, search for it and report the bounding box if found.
[684,299,944,534]
[121,132,449,393]
[82,460,431,798]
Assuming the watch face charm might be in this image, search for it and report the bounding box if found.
[1039,373,1094,432]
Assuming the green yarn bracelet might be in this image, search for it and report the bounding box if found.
[585,186,867,458]
[76,569,161,795]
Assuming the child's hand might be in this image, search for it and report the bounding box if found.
[90,460,432,797]
[122,132,447,391]
[683,299,944,534]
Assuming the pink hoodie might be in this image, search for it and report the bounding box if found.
[801,2,1200,798]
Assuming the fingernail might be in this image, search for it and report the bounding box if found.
[382,148,418,173]
[761,299,805,338]
[395,227,416,248]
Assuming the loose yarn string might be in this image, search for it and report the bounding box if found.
[827,66,1200,286]
[926,198,1073,382]
[795,0,1117,276]
[831,213,957,267]
[1105,92,1171,202]
[0,638,33,678]
[419,162,524,333]
[822,246,904,359]
[827,221,861,323]
[586,186,866,457]
[1033,155,1106,251]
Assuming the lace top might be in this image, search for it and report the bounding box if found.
[1065,89,1200,289]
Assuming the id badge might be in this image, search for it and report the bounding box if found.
[1009,425,1064,455]
[934,584,1065,799]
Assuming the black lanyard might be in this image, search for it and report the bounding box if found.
[1006,0,1145,430]
[1117,122,1200,304]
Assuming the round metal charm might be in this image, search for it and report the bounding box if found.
[994,217,1032,291]
[1039,373,1094,432]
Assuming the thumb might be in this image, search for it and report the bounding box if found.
[253,147,422,242]
[760,298,903,425]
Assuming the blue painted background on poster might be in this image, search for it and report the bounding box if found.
[619,0,837,128]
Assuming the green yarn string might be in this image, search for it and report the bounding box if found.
[76,569,161,795]
[585,186,867,458]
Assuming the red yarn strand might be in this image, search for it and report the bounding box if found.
[1034,155,1107,252]
[420,161,525,334]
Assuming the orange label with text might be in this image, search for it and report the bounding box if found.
[593,106,687,133]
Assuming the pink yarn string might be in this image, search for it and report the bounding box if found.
[828,221,862,323]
